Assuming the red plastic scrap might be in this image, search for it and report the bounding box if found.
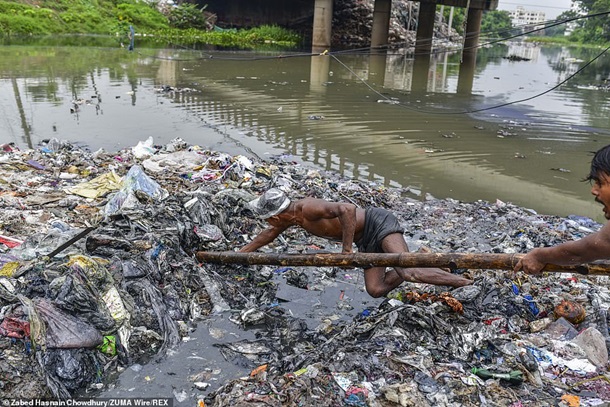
[484,317,503,325]
[0,234,23,248]
[346,386,369,397]
[0,317,31,339]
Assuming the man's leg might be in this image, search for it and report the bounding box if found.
[363,266,404,298]
[381,233,473,288]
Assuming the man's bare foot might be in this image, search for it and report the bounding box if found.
[417,246,453,273]
[453,278,474,287]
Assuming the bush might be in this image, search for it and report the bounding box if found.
[0,2,31,14]
[0,14,52,35]
[115,3,169,30]
[245,25,300,43]
[61,10,105,33]
[168,3,210,30]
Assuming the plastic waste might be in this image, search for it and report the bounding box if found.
[35,298,103,349]
[49,273,116,333]
[39,348,101,394]
[545,317,579,340]
[0,316,30,339]
[194,224,224,242]
[132,136,156,159]
[471,367,523,385]
[104,165,168,215]
[511,283,541,317]
[0,234,23,249]
[102,286,129,325]
[98,335,117,356]
[199,268,231,314]
[5,137,610,404]
[67,171,122,199]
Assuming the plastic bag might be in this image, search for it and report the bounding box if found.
[104,165,168,215]
[49,274,116,333]
[132,136,156,159]
[39,348,100,395]
[35,298,103,349]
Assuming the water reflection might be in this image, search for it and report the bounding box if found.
[1,43,609,222]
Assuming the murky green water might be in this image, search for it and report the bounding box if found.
[2,40,610,221]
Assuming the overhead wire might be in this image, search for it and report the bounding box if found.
[444,43,610,114]
[132,10,608,62]
[137,9,610,65]
[130,10,610,116]
[331,40,610,115]
[327,11,610,115]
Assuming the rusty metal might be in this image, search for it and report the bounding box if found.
[195,251,610,276]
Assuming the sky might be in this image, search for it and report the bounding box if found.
[497,0,574,20]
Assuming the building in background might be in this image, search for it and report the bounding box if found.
[508,6,546,32]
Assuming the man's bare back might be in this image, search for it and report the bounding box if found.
[292,198,366,243]
[241,188,473,297]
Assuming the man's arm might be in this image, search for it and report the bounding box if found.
[336,203,357,253]
[514,222,610,274]
[239,225,287,252]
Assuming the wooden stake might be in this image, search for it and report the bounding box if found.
[195,251,610,276]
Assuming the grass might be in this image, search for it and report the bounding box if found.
[0,0,301,49]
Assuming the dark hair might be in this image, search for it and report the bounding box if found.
[585,144,610,183]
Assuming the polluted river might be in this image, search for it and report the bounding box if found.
[0,40,610,406]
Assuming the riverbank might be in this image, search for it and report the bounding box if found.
[0,138,608,405]
[0,0,300,48]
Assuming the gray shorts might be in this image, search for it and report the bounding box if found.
[356,207,404,253]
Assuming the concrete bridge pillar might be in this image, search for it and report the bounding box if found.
[457,7,483,94]
[412,2,437,92]
[312,0,333,52]
[371,0,391,51]
[415,2,436,57]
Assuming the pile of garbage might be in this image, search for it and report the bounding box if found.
[289,0,462,49]
[0,138,609,406]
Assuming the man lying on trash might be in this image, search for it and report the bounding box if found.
[515,144,610,275]
[240,188,473,298]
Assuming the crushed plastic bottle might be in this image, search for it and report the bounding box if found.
[471,367,524,385]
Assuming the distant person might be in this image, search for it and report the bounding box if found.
[515,144,610,275]
[240,188,473,298]
[128,25,135,51]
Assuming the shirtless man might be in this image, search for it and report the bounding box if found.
[515,144,610,275]
[240,188,473,298]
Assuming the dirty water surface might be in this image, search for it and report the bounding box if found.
[2,42,610,222]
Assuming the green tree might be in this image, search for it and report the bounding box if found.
[545,10,579,37]
[442,7,465,34]
[571,0,610,43]
[480,10,513,38]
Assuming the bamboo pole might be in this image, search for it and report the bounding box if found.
[195,251,610,276]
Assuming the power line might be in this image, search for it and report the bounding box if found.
[132,10,610,117]
[498,1,572,11]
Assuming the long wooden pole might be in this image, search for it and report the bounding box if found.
[195,251,610,276]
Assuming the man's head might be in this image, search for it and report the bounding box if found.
[587,145,610,220]
[248,188,290,219]
[587,144,610,184]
